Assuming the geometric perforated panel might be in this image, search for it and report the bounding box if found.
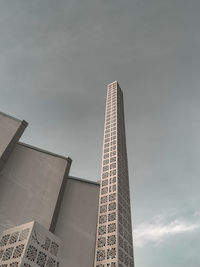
[94,81,134,267]
[0,221,61,267]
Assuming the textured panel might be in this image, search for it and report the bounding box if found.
[97,238,106,248]
[94,82,134,267]
[99,215,107,224]
[0,221,61,267]
[108,213,116,222]
[10,262,19,267]
[46,257,55,267]
[9,232,19,245]
[0,250,4,260]
[26,245,37,262]
[107,248,116,259]
[13,244,25,258]
[107,236,116,246]
[97,250,106,261]
[36,251,46,267]
[0,235,10,247]
[2,247,14,261]
[19,230,29,242]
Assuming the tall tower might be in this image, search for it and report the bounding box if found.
[94,81,134,267]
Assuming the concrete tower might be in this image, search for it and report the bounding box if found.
[94,81,134,267]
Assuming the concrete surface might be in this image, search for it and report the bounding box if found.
[0,112,28,171]
[0,143,71,233]
[54,176,99,267]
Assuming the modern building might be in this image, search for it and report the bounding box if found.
[94,81,134,267]
[0,221,61,267]
[0,81,134,267]
[0,111,99,267]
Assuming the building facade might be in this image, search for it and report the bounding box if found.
[0,221,61,267]
[0,112,99,267]
[94,81,134,267]
[0,81,134,267]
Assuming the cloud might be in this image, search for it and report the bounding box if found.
[133,217,200,247]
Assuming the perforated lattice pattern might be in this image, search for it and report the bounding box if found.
[98,226,106,235]
[26,245,37,262]
[119,249,123,262]
[99,215,107,224]
[109,193,116,202]
[19,229,29,242]
[107,248,116,259]
[97,238,106,248]
[124,254,129,265]
[13,244,24,258]
[108,223,116,233]
[36,251,46,267]
[10,262,19,267]
[118,213,123,224]
[41,238,50,251]
[108,213,116,222]
[107,263,116,267]
[129,246,133,257]
[124,241,128,253]
[49,242,59,257]
[94,83,134,266]
[46,257,55,267]
[119,236,123,248]
[100,205,107,214]
[100,196,108,204]
[97,250,105,261]
[124,230,128,240]
[107,235,116,246]
[0,235,10,247]
[0,223,60,267]
[109,177,116,184]
[119,224,123,235]
[101,188,108,195]
[9,232,19,245]
[108,202,116,211]
[0,250,4,260]
[2,247,14,261]
[109,185,116,193]
[102,180,108,187]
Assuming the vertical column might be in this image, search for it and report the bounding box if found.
[94,81,134,267]
[117,88,134,267]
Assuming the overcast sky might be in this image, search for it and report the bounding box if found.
[1,0,200,266]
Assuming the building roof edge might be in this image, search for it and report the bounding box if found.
[68,176,100,186]
[18,142,71,162]
[0,111,26,123]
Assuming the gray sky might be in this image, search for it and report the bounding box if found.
[1,0,200,266]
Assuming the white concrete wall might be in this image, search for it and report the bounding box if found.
[54,177,99,267]
[0,143,71,233]
[0,112,27,171]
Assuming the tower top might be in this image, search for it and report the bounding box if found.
[107,81,119,86]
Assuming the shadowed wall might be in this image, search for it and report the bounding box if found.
[54,177,99,267]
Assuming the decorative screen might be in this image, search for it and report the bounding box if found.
[0,221,61,267]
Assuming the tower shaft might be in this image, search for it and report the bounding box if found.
[94,81,134,267]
